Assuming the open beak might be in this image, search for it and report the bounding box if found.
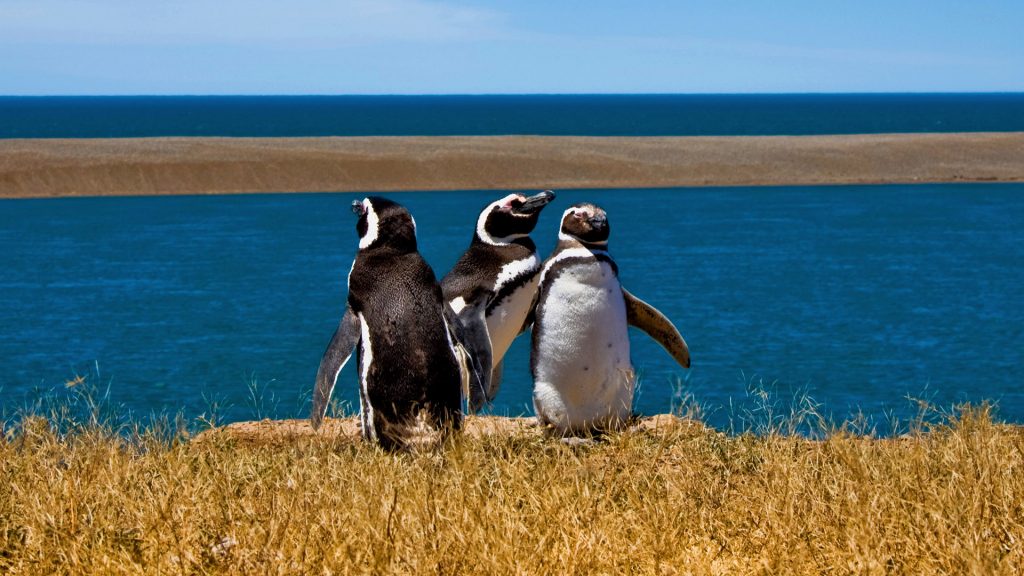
[588,213,608,233]
[516,190,556,214]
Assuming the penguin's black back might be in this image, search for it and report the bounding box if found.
[349,245,462,422]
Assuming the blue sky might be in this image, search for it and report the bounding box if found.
[2,0,1021,95]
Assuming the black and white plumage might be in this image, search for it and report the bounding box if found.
[441,190,555,411]
[311,196,475,449]
[530,202,691,434]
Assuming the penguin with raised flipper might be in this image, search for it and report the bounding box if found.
[442,190,556,411]
[529,202,691,435]
[311,197,477,450]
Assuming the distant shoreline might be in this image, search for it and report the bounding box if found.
[2,133,1022,198]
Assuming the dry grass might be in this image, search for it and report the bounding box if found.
[1,404,1022,575]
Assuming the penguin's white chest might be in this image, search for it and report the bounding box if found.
[486,273,540,365]
[533,260,633,432]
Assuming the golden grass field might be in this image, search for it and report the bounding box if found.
[2,402,1022,575]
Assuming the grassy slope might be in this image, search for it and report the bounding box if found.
[1,408,1022,575]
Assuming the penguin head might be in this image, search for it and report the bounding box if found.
[475,190,556,245]
[559,203,610,247]
[351,196,417,252]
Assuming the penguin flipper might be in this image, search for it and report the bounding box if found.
[518,289,540,334]
[488,358,504,403]
[448,300,493,413]
[623,288,691,369]
[440,303,487,409]
[311,307,361,430]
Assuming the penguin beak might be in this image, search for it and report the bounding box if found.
[351,200,365,216]
[516,190,556,214]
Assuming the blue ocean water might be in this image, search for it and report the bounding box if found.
[1,185,1021,431]
[2,94,1024,138]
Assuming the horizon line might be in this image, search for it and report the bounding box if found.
[3,91,1024,98]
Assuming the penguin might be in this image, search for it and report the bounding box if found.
[311,196,476,450]
[529,202,691,435]
[441,190,556,412]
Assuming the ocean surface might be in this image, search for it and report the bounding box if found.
[2,93,1024,138]
[2,185,1022,432]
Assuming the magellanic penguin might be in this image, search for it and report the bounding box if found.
[529,202,691,435]
[311,197,478,450]
[441,190,556,412]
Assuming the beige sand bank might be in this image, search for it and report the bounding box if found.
[2,133,1023,198]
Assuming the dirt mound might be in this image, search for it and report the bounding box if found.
[192,413,701,447]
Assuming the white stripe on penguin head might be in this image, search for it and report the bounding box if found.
[557,206,578,244]
[476,197,505,246]
[358,198,380,250]
[477,193,527,246]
